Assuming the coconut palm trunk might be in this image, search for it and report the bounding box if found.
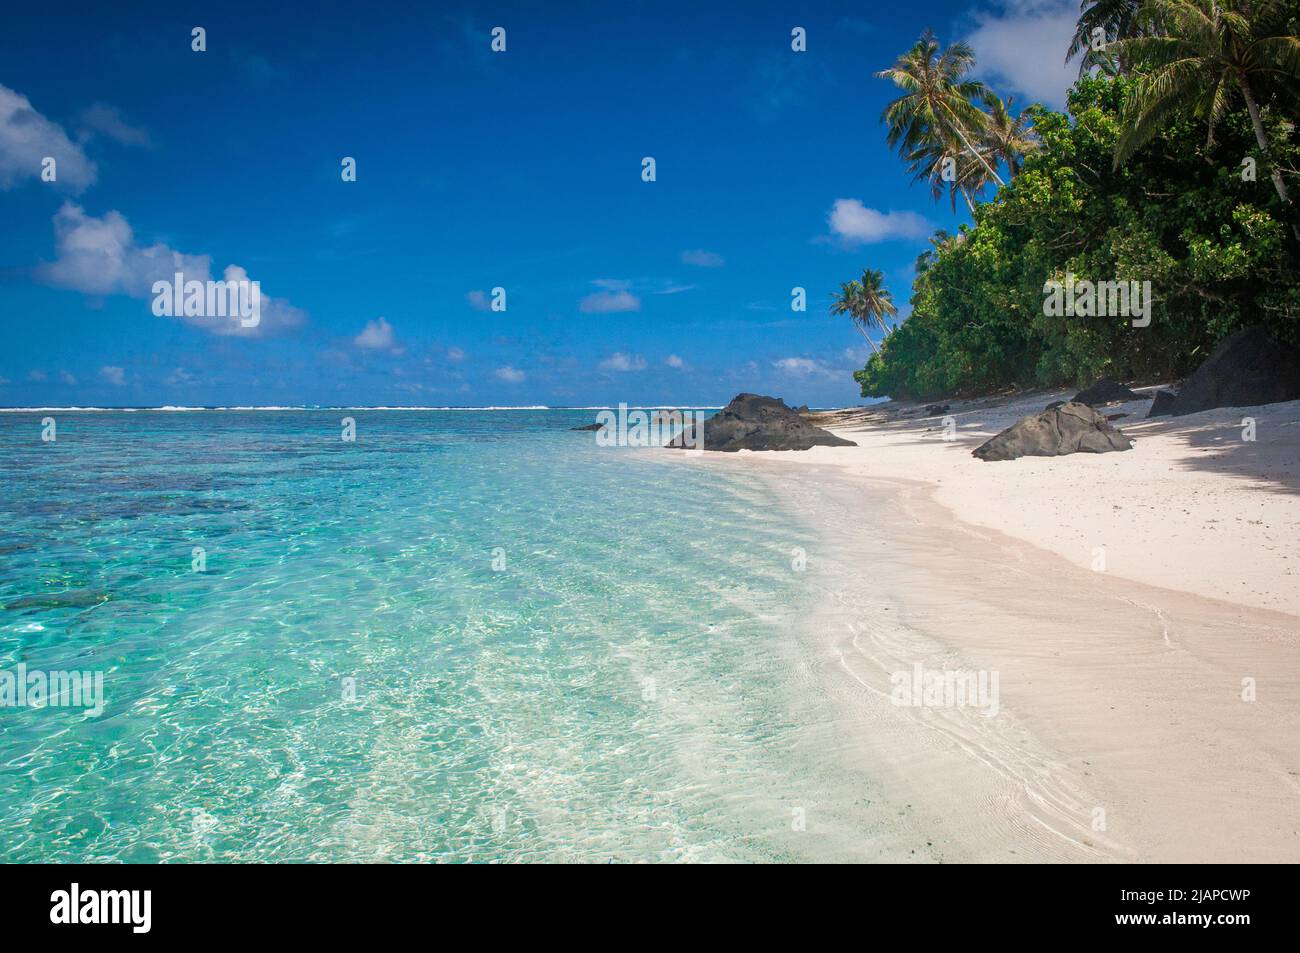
[857,324,881,354]
[1236,74,1291,206]
[945,107,1006,187]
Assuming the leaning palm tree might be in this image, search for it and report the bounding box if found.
[877,30,1007,188]
[904,140,981,212]
[1068,0,1144,74]
[831,279,874,352]
[904,95,1036,213]
[831,270,898,352]
[1111,0,1300,215]
[980,93,1039,178]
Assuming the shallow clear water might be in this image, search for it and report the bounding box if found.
[0,410,916,862]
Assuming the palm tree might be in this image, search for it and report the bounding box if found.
[904,94,1037,213]
[877,30,1007,189]
[831,269,899,353]
[904,141,982,213]
[1110,0,1300,215]
[1068,0,1144,74]
[981,93,1039,177]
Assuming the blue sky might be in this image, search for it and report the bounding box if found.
[0,1,1079,407]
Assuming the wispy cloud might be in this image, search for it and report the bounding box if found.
[747,52,831,120]
[835,17,877,37]
[827,199,931,245]
[99,365,125,386]
[773,357,841,379]
[579,279,641,314]
[680,249,724,268]
[598,352,647,372]
[78,103,151,147]
[231,49,278,87]
[0,84,96,191]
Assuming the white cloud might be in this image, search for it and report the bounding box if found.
[680,248,725,267]
[598,352,647,372]
[466,289,490,311]
[0,84,96,191]
[446,346,466,361]
[37,203,305,337]
[495,365,525,383]
[665,354,684,369]
[166,367,197,385]
[354,316,396,350]
[59,370,77,386]
[27,370,47,382]
[964,0,1078,110]
[828,199,931,244]
[99,365,125,386]
[579,280,641,314]
[78,103,151,147]
[773,357,840,379]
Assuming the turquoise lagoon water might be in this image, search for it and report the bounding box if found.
[0,410,914,862]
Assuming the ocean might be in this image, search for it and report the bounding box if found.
[0,409,922,862]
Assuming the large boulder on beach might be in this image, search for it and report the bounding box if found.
[1165,326,1300,416]
[1072,378,1141,405]
[1147,390,1177,418]
[972,401,1133,462]
[668,393,856,452]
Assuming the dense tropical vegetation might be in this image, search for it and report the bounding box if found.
[847,0,1300,401]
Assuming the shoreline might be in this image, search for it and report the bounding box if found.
[810,388,1300,617]
[665,390,1300,862]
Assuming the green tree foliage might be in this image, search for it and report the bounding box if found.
[855,74,1299,401]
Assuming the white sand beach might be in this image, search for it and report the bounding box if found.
[682,390,1300,862]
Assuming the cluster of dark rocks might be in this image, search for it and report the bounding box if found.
[974,326,1298,461]
[565,326,1296,461]
[667,393,855,452]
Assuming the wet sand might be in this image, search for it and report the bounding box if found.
[669,393,1300,862]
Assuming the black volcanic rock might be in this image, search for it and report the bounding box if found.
[1072,378,1141,405]
[569,422,605,431]
[668,393,856,452]
[1166,327,1300,416]
[924,403,950,415]
[1147,390,1177,418]
[972,401,1133,462]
